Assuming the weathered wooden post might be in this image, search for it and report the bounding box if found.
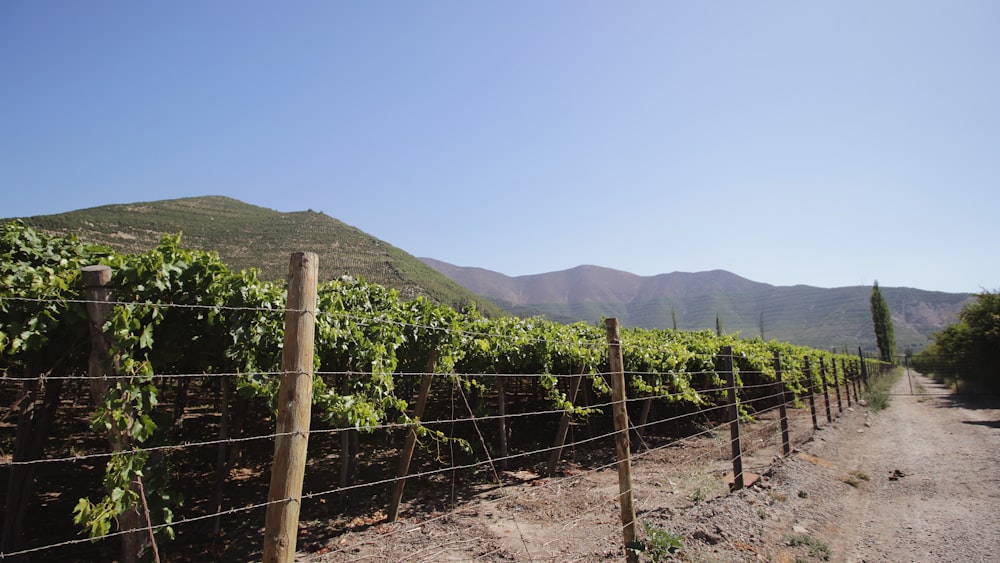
[637,393,654,438]
[858,347,870,391]
[851,358,861,399]
[721,346,744,489]
[843,358,853,407]
[83,265,148,563]
[547,371,585,475]
[496,377,509,471]
[264,252,318,563]
[905,354,913,394]
[83,266,115,405]
[388,351,438,522]
[819,358,832,424]
[605,318,638,563]
[805,356,818,431]
[831,358,843,414]
[774,352,791,456]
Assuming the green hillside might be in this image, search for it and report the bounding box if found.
[12,196,503,315]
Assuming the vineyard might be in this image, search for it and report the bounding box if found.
[0,221,881,562]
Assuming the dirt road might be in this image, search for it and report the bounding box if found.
[730,372,1000,563]
[830,373,999,562]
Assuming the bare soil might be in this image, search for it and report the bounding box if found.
[303,372,1000,562]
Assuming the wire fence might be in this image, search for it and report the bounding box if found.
[0,288,879,562]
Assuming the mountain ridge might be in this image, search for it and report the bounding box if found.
[8,195,503,315]
[6,195,968,352]
[419,258,970,352]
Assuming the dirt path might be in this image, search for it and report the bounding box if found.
[736,372,1000,563]
[835,373,1000,562]
[305,372,1000,562]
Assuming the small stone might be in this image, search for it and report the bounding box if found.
[792,525,809,534]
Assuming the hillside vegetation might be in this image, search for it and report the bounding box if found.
[12,196,502,315]
[0,221,862,561]
[10,195,966,352]
[420,259,970,352]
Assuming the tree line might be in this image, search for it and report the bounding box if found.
[911,290,999,391]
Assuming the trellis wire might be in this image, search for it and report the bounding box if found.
[1,293,864,561]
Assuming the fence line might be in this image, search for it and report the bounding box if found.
[1,289,882,561]
[0,383,742,471]
[1,365,867,560]
[0,294,610,352]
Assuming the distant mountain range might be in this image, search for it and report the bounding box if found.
[419,258,970,352]
[6,195,968,352]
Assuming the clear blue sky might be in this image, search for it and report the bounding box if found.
[2,2,997,294]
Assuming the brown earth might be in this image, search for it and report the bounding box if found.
[302,372,1000,562]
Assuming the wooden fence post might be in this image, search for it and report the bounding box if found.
[82,266,114,405]
[547,371,585,475]
[721,346,744,490]
[843,358,852,407]
[851,359,861,399]
[905,354,913,394]
[387,351,438,522]
[496,377,509,471]
[83,265,147,563]
[637,394,654,438]
[605,319,638,563]
[263,252,318,563]
[840,358,854,408]
[831,358,843,415]
[774,352,791,456]
[858,347,870,391]
[819,358,832,424]
[804,356,818,431]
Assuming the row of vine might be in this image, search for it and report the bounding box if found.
[0,221,867,560]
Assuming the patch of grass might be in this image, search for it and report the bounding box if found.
[797,490,808,499]
[688,487,707,503]
[914,381,932,402]
[786,533,831,560]
[633,521,684,562]
[865,388,890,411]
[18,196,505,313]
[864,367,905,412]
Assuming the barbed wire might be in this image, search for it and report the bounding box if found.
[0,384,735,469]
[0,294,290,315]
[0,373,843,561]
[1,368,732,383]
[323,388,817,557]
[0,494,283,560]
[1,292,867,559]
[1,370,285,382]
[0,294,611,352]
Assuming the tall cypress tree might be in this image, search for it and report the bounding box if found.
[870,281,897,362]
